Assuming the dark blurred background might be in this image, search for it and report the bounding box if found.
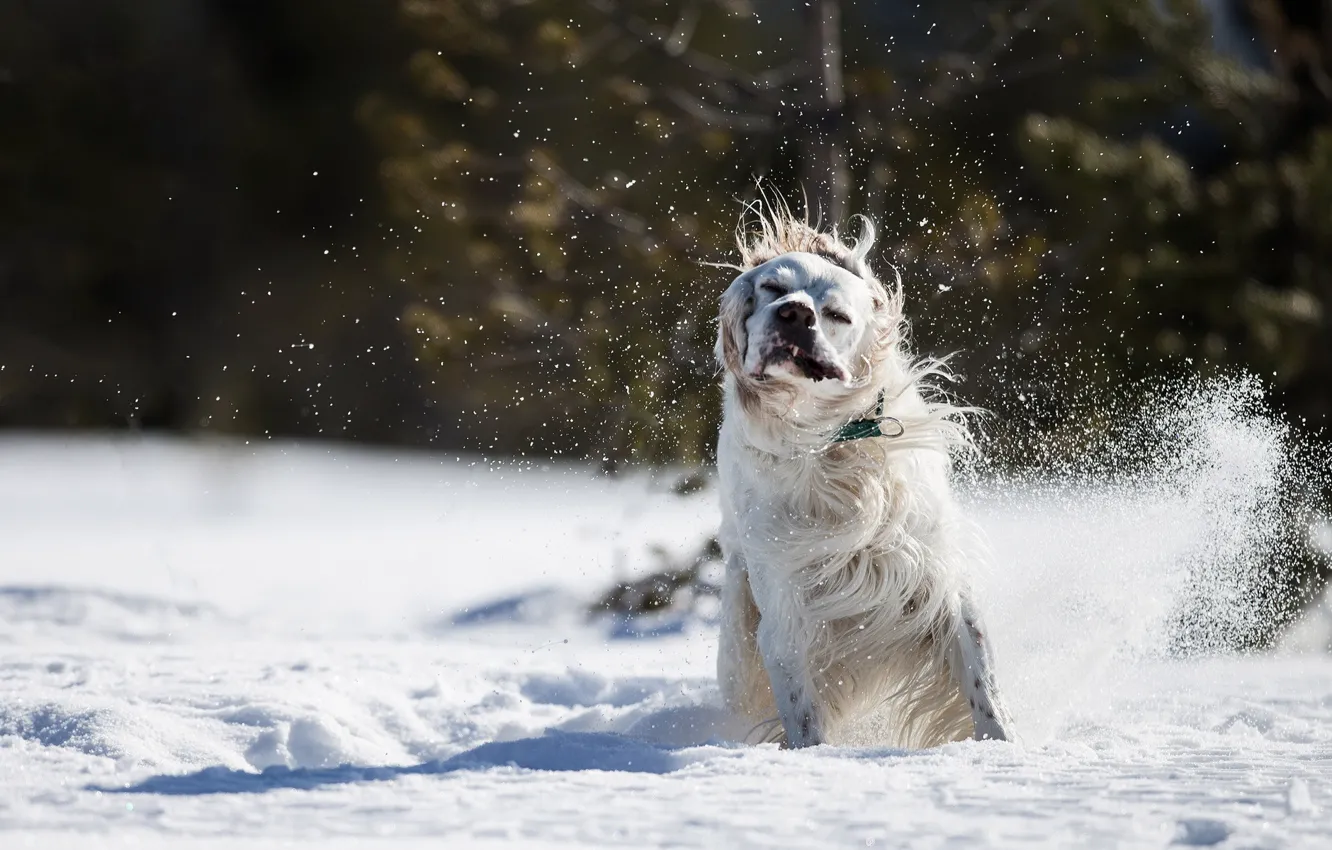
[2,0,1329,465]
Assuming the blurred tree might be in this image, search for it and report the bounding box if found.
[0,0,431,442]
[377,0,1076,464]
[373,0,789,464]
[0,0,244,428]
[1016,0,1332,435]
[6,0,1328,467]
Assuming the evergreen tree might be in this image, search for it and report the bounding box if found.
[372,0,789,463]
[377,0,1083,462]
[1018,0,1332,432]
[381,0,1332,461]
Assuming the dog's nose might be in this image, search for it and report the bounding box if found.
[776,301,815,329]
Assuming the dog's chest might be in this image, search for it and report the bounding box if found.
[724,450,961,636]
[723,442,950,556]
[752,450,891,516]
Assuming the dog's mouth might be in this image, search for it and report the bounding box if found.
[754,343,850,384]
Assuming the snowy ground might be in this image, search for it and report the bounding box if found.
[2,429,1331,849]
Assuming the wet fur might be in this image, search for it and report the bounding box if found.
[714,202,1012,749]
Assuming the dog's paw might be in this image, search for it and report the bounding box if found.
[972,711,1012,743]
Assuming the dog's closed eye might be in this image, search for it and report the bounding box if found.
[759,281,785,296]
[823,308,852,325]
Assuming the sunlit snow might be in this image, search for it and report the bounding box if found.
[2,377,1330,848]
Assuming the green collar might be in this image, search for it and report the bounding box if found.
[830,391,903,443]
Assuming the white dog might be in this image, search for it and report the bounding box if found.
[713,204,1012,749]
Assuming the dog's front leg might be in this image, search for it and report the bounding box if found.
[717,554,779,723]
[950,597,1013,742]
[754,597,824,748]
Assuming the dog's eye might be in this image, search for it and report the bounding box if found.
[759,282,785,296]
[824,308,853,325]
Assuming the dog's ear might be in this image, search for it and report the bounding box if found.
[715,272,755,374]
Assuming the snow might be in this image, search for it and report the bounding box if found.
[1,415,1330,848]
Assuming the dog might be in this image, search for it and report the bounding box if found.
[713,203,1013,748]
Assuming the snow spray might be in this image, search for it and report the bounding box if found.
[962,373,1330,741]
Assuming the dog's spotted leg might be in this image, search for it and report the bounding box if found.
[755,612,824,748]
[950,598,1013,742]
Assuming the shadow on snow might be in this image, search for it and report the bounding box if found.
[91,732,700,796]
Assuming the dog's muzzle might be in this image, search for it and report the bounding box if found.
[754,301,849,383]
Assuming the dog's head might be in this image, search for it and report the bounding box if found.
[716,208,897,396]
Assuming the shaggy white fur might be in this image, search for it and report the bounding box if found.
[713,202,1013,749]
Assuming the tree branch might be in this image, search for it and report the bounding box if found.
[525,150,696,255]
[661,87,775,132]
[584,0,776,104]
[919,0,1060,108]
